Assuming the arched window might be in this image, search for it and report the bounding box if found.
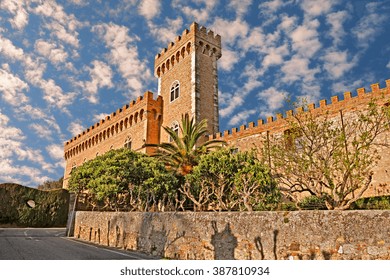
[169,121,179,142]
[124,136,132,149]
[170,81,180,102]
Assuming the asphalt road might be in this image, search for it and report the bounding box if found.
[0,228,156,260]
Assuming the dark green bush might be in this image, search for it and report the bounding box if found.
[350,196,390,210]
[0,183,69,227]
[298,195,327,210]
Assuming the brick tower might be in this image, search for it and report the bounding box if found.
[154,22,222,142]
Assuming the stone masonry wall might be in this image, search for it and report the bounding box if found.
[74,210,390,260]
[211,80,390,197]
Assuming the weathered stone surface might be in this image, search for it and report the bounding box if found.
[74,210,390,260]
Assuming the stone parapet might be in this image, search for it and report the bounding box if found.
[74,210,390,260]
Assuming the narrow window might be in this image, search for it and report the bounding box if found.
[169,121,179,142]
[170,81,180,102]
[124,137,132,149]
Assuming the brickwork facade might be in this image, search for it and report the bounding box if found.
[63,91,163,187]
[63,22,390,196]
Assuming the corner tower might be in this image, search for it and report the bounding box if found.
[154,22,222,141]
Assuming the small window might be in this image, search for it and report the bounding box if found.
[170,81,180,102]
[124,137,132,149]
[169,121,179,142]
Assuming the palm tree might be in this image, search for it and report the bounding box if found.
[151,114,225,176]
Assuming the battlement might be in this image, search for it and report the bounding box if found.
[154,22,221,78]
[64,91,162,150]
[210,79,390,141]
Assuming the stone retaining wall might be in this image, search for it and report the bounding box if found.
[74,211,390,260]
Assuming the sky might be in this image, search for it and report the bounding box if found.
[0,0,390,187]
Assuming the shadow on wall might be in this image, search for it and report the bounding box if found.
[255,230,279,260]
[211,221,238,260]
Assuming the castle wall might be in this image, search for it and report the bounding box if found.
[74,210,390,260]
[63,91,162,188]
[211,80,390,197]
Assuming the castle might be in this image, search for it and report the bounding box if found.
[63,22,390,196]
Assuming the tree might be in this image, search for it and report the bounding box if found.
[68,148,178,211]
[265,99,390,210]
[150,114,225,176]
[37,177,63,190]
[183,148,280,211]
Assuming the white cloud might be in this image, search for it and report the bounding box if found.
[44,21,80,48]
[29,123,53,140]
[0,69,29,106]
[387,61,390,69]
[68,120,85,136]
[219,47,240,71]
[228,0,253,18]
[326,11,349,46]
[173,0,217,23]
[332,79,364,95]
[300,0,336,17]
[69,0,88,6]
[94,113,110,123]
[32,1,82,48]
[259,0,286,13]
[278,14,298,34]
[0,35,24,60]
[220,93,246,118]
[322,50,357,79]
[0,0,29,30]
[228,109,257,126]
[239,27,266,53]
[35,39,68,65]
[257,87,288,112]
[0,159,50,185]
[40,79,77,110]
[16,105,62,135]
[212,18,249,46]
[352,2,388,49]
[82,60,113,104]
[93,22,152,95]
[290,19,321,58]
[281,56,319,84]
[138,0,161,20]
[0,34,75,112]
[262,44,289,68]
[0,110,53,185]
[46,144,64,161]
[280,55,321,99]
[148,17,183,44]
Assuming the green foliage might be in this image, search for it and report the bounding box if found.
[150,114,225,175]
[0,183,69,227]
[266,98,390,210]
[297,195,327,210]
[37,177,63,190]
[68,148,179,211]
[183,148,280,211]
[350,196,390,210]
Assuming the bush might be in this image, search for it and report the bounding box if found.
[350,196,390,210]
[298,195,327,210]
[0,183,69,227]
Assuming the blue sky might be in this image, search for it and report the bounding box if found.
[0,0,389,187]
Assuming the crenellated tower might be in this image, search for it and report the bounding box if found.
[154,22,222,142]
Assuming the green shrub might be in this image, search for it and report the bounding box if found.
[350,196,390,210]
[0,183,69,227]
[298,195,327,210]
